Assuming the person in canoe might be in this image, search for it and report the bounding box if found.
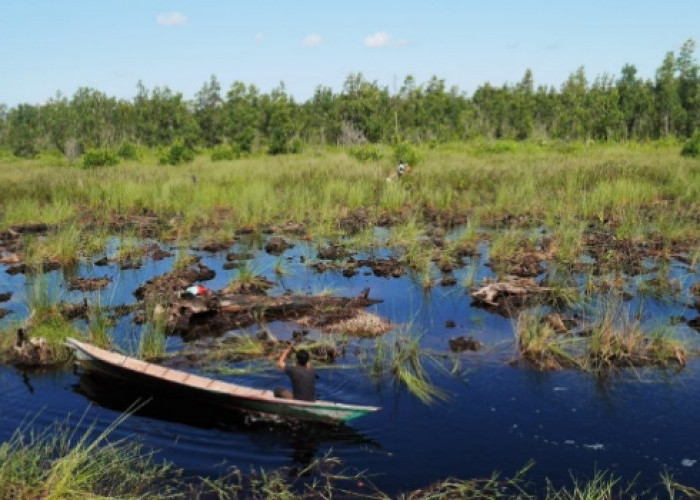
[274,343,316,401]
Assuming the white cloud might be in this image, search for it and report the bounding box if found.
[156,12,187,26]
[303,33,323,47]
[364,32,408,48]
[365,32,391,48]
[254,33,264,43]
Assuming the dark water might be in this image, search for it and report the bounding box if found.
[1,236,700,495]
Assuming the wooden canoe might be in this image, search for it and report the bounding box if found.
[65,338,380,424]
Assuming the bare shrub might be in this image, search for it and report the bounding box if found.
[337,121,366,146]
[64,138,80,165]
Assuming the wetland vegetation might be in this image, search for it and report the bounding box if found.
[1,39,700,497]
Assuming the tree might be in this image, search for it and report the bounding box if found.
[556,67,589,139]
[587,74,624,141]
[300,85,340,144]
[223,81,262,153]
[261,83,296,155]
[0,103,7,146]
[70,87,119,149]
[655,51,684,137]
[194,75,224,147]
[7,104,41,157]
[676,39,700,136]
[511,69,535,139]
[472,83,509,138]
[617,64,654,139]
[133,81,198,147]
[42,92,76,154]
[338,73,391,143]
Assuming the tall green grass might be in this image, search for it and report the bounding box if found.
[138,303,168,360]
[0,410,176,499]
[1,142,698,262]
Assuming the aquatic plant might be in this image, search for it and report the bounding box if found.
[399,461,533,499]
[584,296,686,371]
[173,244,198,270]
[85,298,113,348]
[138,302,168,361]
[205,333,270,363]
[273,256,288,277]
[24,223,83,267]
[2,274,81,364]
[662,469,700,498]
[364,329,448,405]
[0,410,176,499]
[544,469,635,499]
[515,310,581,371]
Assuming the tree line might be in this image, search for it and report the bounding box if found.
[1,40,698,159]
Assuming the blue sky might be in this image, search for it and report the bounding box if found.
[1,1,699,107]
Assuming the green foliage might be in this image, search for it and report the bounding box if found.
[138,303,168,360]
[392,141,419,166]
[210,144,239,161]
[289,137,304,154]
[2,40,700,155]
[347,144,384,162]
[82,148,119,168]
[159,140,195,165]
[681,131,700,157]
[476,139,520,154]
[116,141,138,160]
[7,104,40,158]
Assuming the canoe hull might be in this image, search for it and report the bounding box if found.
[66,338,379,424]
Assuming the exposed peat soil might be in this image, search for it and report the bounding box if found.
[1,212,700,495]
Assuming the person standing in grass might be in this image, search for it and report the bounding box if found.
[274,343,316,401]
[397,159,408,177]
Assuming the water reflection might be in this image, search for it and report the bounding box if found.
[72,372,381,469]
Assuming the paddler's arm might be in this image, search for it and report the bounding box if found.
[277,343,293,370]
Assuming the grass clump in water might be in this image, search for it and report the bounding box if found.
[138,302,168,361]
[0,274,81,365]
[515,310,581,371]
[363,329,448,405]
[584,297,686,371]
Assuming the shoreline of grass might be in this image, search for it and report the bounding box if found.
[1,410,697,499]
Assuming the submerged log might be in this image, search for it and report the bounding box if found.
[168,287,382,339]
[471,278,550,306]
[470,277,556,317]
